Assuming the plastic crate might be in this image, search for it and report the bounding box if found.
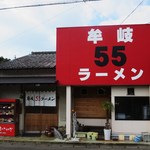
[142,132,150,142]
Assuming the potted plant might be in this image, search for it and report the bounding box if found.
[102,100,114,140]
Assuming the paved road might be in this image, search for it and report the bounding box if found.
[0,142,150,150]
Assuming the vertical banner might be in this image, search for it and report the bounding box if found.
[49,91,56,107]
[44,91,56,107]
[25,91,34,106]
[34,91,40,106]
[39,91,45,106]
[44,91,50,106]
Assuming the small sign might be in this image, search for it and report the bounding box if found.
[0,124,15,136]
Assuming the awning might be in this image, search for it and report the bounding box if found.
[0,76,56,84]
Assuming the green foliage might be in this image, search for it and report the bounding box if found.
[102,101,114,129]
[102,101,114,112]
[0,56,10,63]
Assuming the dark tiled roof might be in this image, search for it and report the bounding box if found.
[0,51,56,69]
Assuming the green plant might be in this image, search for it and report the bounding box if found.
[102,101,114,129]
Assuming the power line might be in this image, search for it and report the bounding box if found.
[0,2,79,47]
[121,0,144,24]
[0,0,102,11]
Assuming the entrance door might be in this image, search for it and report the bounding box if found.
[25,106,58,133]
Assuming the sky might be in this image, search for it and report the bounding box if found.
[0,0,150,59]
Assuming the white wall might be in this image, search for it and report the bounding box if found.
[77,118,106,127]
[58,86,66,126]
[111,85,150,134]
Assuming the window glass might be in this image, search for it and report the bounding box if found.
[115,96,150,120]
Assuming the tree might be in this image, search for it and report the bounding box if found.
[0,56,10,63]
[102,101,114,129]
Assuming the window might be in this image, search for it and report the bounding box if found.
[115,96,150,120]
[127,88,134,95]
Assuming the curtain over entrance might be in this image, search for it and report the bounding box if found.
[24,90,58,133]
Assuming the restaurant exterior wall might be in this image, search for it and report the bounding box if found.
[0,84,21,99]
[1,84,149,136]
[0,84,60,135]
[111,85,150,134]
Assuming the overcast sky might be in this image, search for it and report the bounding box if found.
[0,0,150,59]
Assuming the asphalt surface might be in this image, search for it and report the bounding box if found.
[0,141,150,150]
[0,136,150,150]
